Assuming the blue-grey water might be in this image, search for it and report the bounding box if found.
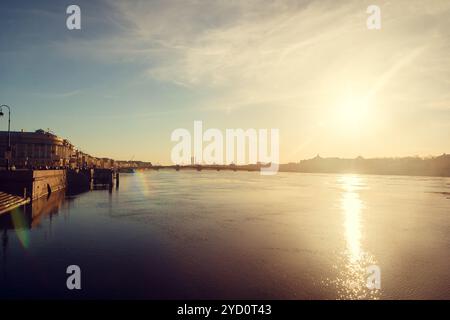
[0,171,449,299]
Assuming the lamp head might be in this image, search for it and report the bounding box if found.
[0,111,4,117]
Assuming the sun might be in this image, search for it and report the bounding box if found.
[335,93,371,131]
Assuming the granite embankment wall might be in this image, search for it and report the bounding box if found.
[0,170,66,200]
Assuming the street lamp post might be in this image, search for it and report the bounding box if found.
[0,105,11,170]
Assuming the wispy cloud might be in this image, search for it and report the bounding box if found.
[53,0,449,113]
[34,90,82,99]
[22,0,447,118]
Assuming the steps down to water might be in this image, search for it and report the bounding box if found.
[0,191,30,215]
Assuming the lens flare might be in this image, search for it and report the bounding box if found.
[132,170,153,197]
[10,208,30,249]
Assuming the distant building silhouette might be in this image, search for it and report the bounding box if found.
[280,154,450,177]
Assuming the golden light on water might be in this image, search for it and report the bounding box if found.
[334,175,380,300]
[341,175,363,263]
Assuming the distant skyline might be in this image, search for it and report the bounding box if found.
[1,0,449,164]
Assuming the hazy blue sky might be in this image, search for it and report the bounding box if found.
[1,0,449,163]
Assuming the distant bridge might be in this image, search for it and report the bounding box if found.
[123,164,269,172]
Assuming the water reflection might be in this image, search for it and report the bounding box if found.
[342,175,363,263]
[1,172,448,299]
[0,191,65,253]
[335,175,380,300]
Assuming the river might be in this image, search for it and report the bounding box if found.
[0,171,449,299]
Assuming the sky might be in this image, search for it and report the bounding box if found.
[0,0,449,164]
